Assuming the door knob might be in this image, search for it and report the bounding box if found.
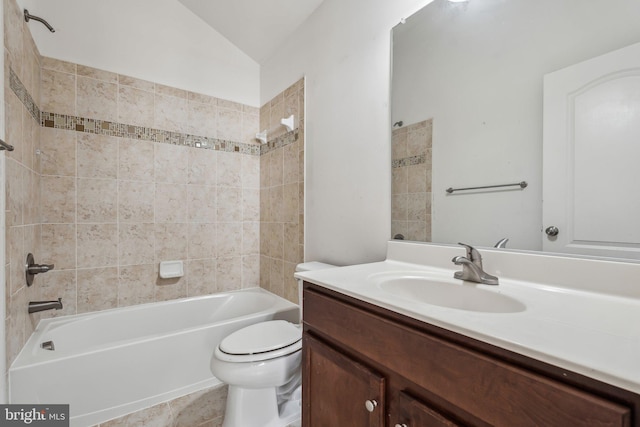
[365,399,378,412]
[545,226,559,236]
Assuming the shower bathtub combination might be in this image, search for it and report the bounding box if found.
[8,288,299,426]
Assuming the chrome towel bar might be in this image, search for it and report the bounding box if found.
[0,138,14,152]
[446,181,527,194]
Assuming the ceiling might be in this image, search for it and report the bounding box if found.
[178,0,326,63]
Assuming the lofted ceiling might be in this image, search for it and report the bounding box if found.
[178,0,326,63]
[15,0,327,104]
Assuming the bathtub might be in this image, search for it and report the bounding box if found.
[9,288,299,427]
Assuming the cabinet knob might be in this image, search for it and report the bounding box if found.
[365,399,378,412]
[395,424,408,427]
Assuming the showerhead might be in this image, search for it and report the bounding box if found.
[24,9,55,33]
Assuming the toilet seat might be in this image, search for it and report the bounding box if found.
[215,320,302,363]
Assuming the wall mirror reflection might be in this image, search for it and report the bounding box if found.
[391,0,640,260]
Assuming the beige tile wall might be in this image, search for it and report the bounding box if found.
[36,57,262,319]
[391,119,433,242]
[259,79,305,303]
[4,0,43,371]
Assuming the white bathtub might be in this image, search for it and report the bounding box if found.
[9,288,299,427]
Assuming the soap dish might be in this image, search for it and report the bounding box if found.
[159,260,184,279]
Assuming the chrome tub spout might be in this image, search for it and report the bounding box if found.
[28,298,63,314]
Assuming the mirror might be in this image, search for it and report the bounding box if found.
[391,0,640,258]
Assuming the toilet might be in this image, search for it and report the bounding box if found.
[210,262,335,427]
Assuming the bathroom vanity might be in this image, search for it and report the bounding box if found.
[297,242,640,426]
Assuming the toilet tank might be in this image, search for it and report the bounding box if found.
[295,262,336,321]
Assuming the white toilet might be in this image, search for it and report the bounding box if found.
[210,262,335,427]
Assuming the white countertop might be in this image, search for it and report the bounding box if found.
[296,242,640,394]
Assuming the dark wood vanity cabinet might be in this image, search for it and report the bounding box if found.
[302,283,640,427]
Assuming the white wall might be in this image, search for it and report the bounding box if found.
[261,0,433,266]
[17,0,260,106]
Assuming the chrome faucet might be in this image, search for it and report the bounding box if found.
[494,237,509,248]
[28,298,63,314]
[452,243,499,285]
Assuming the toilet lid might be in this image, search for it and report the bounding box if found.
[219,320,301,356]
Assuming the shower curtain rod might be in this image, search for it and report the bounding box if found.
[24,9,55,33]
[255,114,295,144]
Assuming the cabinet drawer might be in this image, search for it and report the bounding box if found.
[304,288,631,426]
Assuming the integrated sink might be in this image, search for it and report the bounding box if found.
[372,273,526,313]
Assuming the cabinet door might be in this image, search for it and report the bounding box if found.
[394,392,462,427]
[303,333,385,427]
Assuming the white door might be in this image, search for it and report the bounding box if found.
[543,41,640,259]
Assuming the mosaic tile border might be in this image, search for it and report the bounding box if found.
[9,66,301,157]
[392,154,427,168]
[260,130,299,155]
[9,68,41,123]
[40,111,263,155]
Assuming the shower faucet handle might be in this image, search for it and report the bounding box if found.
[25,253,55,287]
[27,264,54,274]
